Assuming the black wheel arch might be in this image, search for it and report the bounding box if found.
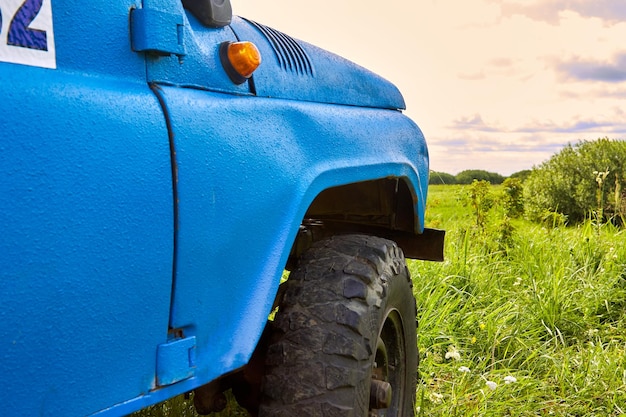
[287,178,444,269]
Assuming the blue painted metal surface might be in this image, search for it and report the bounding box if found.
[0,0,430,415]
[0,66,174,416]
[0,1,174,415]
[230,17,407,110]
[143,0,251,95]
[131,6,186,56]
[156,336,197,386]
[162,88,428,389]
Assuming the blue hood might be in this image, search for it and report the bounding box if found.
[230,17,406,110]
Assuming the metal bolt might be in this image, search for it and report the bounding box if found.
[370,379,392,409]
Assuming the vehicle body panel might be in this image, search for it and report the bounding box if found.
[0,69,174,415]
[160,86,428,387]
[229,17,406,110]
[0,0,434,415]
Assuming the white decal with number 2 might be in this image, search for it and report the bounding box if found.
[0,0,56,69]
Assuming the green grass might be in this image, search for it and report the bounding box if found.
[412,185,626,416]
[134,184,626,416]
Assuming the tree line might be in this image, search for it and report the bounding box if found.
[429,169,531,185]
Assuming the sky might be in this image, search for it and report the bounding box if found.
[232,0,626,176]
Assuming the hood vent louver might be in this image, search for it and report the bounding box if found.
[243,18,314,77]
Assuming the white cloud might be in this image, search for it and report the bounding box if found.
[498,0,626,24]
[555,52,626,82]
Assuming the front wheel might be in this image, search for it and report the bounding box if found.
[259,234,418,416]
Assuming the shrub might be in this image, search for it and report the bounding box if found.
[501,178,524,218]
[524,138,626,224]
[509,169,532,182]
[466,180,494,228]
[429,171,457,185]
[456,169,504,185]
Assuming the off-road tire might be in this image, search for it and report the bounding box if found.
[259,234,418,416]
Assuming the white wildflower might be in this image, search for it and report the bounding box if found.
[429,392,444,404]
[445,347,461,361]
[485,380,497,391]
[458,366,471,373]
[504,375,517,384]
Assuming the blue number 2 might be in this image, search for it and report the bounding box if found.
[7,0,48,51]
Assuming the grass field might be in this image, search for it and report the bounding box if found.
[413,184,626,416]
[134,184,626,416]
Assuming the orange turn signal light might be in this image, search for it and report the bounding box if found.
[220,41,262,84]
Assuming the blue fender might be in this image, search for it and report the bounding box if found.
[158,85,428,392]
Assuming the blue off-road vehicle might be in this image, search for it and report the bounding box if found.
[0,0,444,415]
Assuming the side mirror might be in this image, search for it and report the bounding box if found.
[182,0,232,27]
